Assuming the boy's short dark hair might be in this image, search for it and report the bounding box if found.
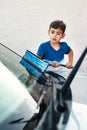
[49,20,66,33]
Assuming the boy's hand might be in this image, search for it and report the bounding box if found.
[52,62,60,67]
[49,61,60,67]
[66,62,73,69]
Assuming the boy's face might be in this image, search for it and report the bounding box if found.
[48,27,65,44]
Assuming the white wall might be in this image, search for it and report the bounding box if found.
[0,0,87,72]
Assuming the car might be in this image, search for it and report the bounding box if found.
[0,43,87,130]
[0,43,45,130]
[0,62,39,130]
[34,46,87,130]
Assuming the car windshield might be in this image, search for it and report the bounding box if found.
[0,43,37,92]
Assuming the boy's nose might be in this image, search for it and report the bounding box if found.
[54,33,57,37]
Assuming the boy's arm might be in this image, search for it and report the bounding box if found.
[66,49,74,68]
[37,55,43,59]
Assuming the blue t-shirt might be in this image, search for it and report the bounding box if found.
[37,41,71,62]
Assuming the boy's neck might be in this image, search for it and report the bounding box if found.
[50,41,60,50]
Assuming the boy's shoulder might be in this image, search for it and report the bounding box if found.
[40,41,50,46]
[60,42,71,53]
[41,40,50,44]
[60,41,70,47]
[60,41,68,45]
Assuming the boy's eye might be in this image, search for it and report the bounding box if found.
[57,33,61,35]
[51,30,55,34]
[50,30,62,35]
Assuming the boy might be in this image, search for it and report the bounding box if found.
[37,20,73,69]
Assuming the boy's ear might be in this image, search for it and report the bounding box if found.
[62,33,66,39]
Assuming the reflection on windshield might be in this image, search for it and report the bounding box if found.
[0,43,37,90]
[0,62,39,125]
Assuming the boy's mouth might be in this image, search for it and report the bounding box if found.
[52,38,56,41]
[52,38,56,42]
